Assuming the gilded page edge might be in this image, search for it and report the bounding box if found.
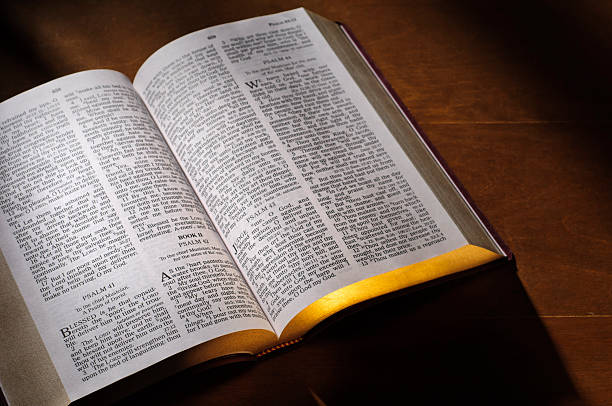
[80,328,277,404]
[279,244,503,341]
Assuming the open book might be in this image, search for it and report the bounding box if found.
[0,8,509,405]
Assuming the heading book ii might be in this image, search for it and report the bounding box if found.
[0,8,510,405]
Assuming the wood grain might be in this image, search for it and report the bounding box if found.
[1,1,610,405]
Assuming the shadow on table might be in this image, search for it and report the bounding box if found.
[98,259,581,406]
[299,259,582,405]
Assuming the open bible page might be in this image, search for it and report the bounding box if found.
[134,8,467,334]
[0,70,272,401]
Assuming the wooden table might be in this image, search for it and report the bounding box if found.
[1,1,610,405]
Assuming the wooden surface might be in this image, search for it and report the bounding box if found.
[1,1,610,405]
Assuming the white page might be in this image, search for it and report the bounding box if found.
[0,70,272,401]
[134,8,468,333]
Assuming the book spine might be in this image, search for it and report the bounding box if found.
[256,338,303,357]
[338,22,512,260]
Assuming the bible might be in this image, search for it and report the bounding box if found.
[0,8,510,405]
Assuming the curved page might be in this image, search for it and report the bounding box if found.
[134,8,468,334]
[0,70,273,401]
